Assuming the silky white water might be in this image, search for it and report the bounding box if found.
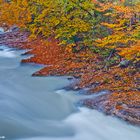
[0,44,140,140]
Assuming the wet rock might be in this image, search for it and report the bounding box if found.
[83,93,140,126]
[10,26,19,32]
[67,77,74,80]
[114,75,122,80]
[135,61,140,68]
[119,60,130,68]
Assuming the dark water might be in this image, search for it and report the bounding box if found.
[0,30,140,140]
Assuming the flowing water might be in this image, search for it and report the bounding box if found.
[0,31,140,140]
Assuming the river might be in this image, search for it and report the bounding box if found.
[0,29,140,140]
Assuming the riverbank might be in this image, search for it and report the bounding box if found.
[0,30,140,125]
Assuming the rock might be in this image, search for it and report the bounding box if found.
[82,93,140,125]
[114,74,122,80]
[67,77,73,80]
[10,26,19,32]
[135,61,140,68]
[119,60,130,68]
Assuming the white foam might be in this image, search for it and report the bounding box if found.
[0,48,16,58]
[19,108,140,140]
[0,27,4,33]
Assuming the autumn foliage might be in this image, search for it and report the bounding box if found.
[0,0,139,62]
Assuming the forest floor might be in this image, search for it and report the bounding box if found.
[0,30,140,125]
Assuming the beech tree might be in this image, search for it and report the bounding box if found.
[0,0,139,62]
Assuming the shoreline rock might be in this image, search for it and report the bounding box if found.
[83,92,140,126]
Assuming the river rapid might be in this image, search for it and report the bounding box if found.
[0,29,140,140]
